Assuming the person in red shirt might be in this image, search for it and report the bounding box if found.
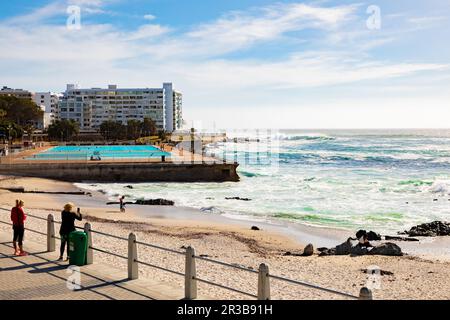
[11,200,27,256]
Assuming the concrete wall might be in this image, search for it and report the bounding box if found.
[0,162,240,183]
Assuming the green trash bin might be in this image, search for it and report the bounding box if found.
[68,231,88,266]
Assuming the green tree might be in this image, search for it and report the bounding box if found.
[0,96,43,126]
[126,119,142,140]
[47,120,79,141]
[142,117,157,136]
[158,130,168,142]
[0,120,24,143]
[100,120,126,141]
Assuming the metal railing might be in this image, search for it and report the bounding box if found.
[0,210,373,300]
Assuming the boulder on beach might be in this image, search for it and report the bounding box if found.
[135,199,175,206]
[302,243,314,256]
[251,226,260,231]
[356,229,381,241]
[404,221,450,237]
[369,242,403,256]
[319,238,403,257]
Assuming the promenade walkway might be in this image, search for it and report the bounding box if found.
[0,232,187,300]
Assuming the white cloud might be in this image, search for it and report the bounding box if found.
[144,14,156,21]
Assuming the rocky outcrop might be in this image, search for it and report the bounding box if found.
[225,197,251,201]
[402,221,450,237]
[135,199,174,206]
[368,242,402,256]
[319,239,403,257]
[107,198,175,206]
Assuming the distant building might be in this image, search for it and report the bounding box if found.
[57,83,183,132]
[0,86,33,99]
[32,92,61,128]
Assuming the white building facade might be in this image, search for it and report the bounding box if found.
[33,92,61,128]
[57,83,183,132]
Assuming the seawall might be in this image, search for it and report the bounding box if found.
[0,162,240,183]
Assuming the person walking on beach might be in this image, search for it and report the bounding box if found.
[10,200,27,256]
[58,203,82,261]
[119,196,126,213]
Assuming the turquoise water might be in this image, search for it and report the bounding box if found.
[28,145,170,160]
[77,130,450,233]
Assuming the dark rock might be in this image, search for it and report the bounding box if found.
[317,247,328,252]
[225,197,251,201]
[356,230,367,239]
[356,229,381,241]
[251,226,260,231]
[302,243,314,256]
[385,235,419,242]
[350,244,369,256]
[368,242,403,256]
[125,185,134,189]
[367,231,382,241]
[319,238,355,256]
[135,198,174,206]
[404,221,450,237]
[283,251,303,256]
[335,238,355,255]
[319,239,402,257]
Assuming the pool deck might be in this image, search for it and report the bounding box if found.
[2,145,218,164]
[0,232,209,300]
[0,145,240,182]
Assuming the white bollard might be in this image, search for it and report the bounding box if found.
[47,214,55,252]
[84,222,93,265]
[185,246,197,300]
[128,233,139,280]
[257,263,270,300]
[359,287,373,300]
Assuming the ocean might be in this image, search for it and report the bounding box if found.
[77,129,450,233]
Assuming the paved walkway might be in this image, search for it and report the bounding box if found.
[0,232,187,300]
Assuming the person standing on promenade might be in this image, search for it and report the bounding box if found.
[58,203,82,261]
[11,200,27,256]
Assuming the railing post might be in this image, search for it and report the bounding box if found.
[258,263,270,300]
[359,287,373,300]
[47,214,55,252]
[184,246,197,300]
[128,233,139,280]
[84,222,93,265]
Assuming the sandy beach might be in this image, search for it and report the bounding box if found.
[1,175,450,300]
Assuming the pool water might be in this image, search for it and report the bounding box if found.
[28,145,171,160]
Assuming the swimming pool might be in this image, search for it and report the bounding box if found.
[28,145,171,160]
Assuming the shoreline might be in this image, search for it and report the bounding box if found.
[1,175,450,261]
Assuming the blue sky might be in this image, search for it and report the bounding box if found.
[1,0,449,129]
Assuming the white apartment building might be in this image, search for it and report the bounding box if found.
[33,92,61,128]
[57,83,183,132]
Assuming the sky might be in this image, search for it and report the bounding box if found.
[0,0,449,129]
